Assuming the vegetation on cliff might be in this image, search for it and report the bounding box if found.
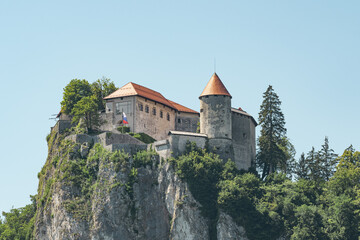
[1,130,359,240]
[36,130,158,223]
[171,142,360,240]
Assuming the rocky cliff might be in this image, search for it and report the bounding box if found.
[35,131,247,240]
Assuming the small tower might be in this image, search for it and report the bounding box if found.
[199,73,233,160]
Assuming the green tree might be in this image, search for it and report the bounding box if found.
[297,137,337,182]
[91,77,117,111]
[257,85,288,179]
[71,96,101,132]
[306,147,323,182]
[290,205,327,240]
[328,145,360,197]
[324,146,360,239]
[279,137,296,178]
[0,195,36,240]
[295,153,308,180]
[60,79,92,115]
[323,194,359,240]
[318,137,337,181]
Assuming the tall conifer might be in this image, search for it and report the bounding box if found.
[257,85,287,179]
[295,153,309,180]
[318,137,338,181]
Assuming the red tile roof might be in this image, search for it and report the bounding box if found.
[104,82,174,108]
[104,82,198,114]
[200,73,232,98]
[168,100,199,114]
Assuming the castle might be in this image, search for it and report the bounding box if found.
[100,73,257,170]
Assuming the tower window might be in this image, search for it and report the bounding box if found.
[200,109,203,113]
[153,107,156,115]
[178,119,181,123]
[167,113,170,121]
[145,105,149,113]
[139,103,143,111]
[160,110,163,118]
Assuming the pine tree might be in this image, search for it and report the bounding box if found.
[295,153,309,180]
[306,147,322,181]
[301,137,337,181]
[257,85,288,179]
[318,137,338,181]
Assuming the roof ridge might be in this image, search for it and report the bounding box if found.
[131,82,164,96]
[125,82,176,109]
[128,82,138,95]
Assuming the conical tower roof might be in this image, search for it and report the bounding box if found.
[200,73,232,98]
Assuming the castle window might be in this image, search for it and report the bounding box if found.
[145,105,149,113]
[139,103,143,111]
[200,109,203,113]
[167,113,170,121]
[116,102,131,115]
[160,110,163,118]
[153,107,156,116]
[178,119,181,124]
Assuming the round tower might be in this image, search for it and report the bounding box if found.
[199,73,232,139]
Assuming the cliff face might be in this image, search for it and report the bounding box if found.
[35,131,247,240]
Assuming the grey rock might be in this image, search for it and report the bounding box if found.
[217,212,248,240]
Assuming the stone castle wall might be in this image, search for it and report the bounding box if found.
[134,96,176,140]
[200,95,232,139]
[175,112,199,133]
[232,110,256,170]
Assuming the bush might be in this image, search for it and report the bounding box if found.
[117,126,130,133]
[133,150,158,168]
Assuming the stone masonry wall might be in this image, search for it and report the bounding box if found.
[231,111,256,170]
[200,95,232,139]
[175,112,199,133]
[134,96,176,140]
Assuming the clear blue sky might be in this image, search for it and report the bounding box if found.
[0,1,359,213]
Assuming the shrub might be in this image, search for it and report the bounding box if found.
[117,126,130,133]
[133,150,158,168]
